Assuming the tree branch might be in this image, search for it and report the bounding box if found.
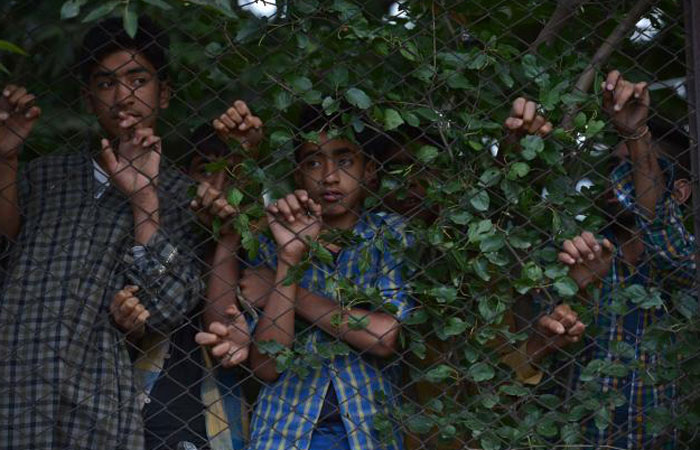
[561,0,656,128]
[529,0,588,52]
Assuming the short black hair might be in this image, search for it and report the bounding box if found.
[649,117,691,181]
[185,123,230,167]
[294,104,389,162]
[78,15,169,83]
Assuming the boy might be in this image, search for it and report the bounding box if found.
[240,105,413,450]
[0,16,202,450]
[112,105,263,450]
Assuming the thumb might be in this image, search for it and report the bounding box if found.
[100,138,118,174]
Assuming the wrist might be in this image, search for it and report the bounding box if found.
[131,190,159,215]
[525,337,549,363]
[277,250,304,266]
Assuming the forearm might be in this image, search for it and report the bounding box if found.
[132,191,159,245]
[203,234,241,329]
[296,287,400,358]
[0,157,20,239]
[628,133,663,219]
[250,259,297,380]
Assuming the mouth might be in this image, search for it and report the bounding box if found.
[322,190,344,203]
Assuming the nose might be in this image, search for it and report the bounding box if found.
[321,160,339,185]
[114,79,134,108]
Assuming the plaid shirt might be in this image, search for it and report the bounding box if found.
[575,159,695,450]
[0,151,203,450]
[247,212,413,450]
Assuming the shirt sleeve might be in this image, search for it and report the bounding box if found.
[377,226,415,321]
[123,211,205,333]
[612,160,696,290]
[638,196,695,289]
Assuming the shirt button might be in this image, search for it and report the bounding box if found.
[144,397,151,404]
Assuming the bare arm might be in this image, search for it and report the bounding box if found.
[295,288,400,358]
[0,85,42,240]
[249,259,298,382]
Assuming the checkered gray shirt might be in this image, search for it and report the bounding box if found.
[0,150,204,450]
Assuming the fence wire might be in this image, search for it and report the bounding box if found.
[0,1,697,450]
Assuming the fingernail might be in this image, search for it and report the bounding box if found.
[0,112,7,120]
[588,254,594,260]
[577,258,583,264]
[3,90,9,97]
[634,93,640,98]
[614,104,621,111]
[594,245,600,251]
[607,84,614,90]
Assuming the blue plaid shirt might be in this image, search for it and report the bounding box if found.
[247,212,413,450]
[575,159,695,449]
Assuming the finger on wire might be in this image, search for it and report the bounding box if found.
[294,190,309,203]
[17,93,36,111]
[284,193,302,217]
[605,70,621,92]
[510,97,527,117]
[572,236,594,261]
[602,238,615,254]
[633,81,648,99]
[558,309,578,330]
[209,321,230,338]
[99,139,118,173]
[2,85,19,98]
[213,118,226,133]
[195,331,221,346]
[120,296,140,314]
[118,112,139,130]
[557,251,576,265]
[580,231,601,255]
[504,117,524,130]
[219,112,237,131]
[196,181,212,201]
[522,101,537,125]
[142,135,161,149]
[226,106,243,124]
[567,321,586,336]
[135,310,150,327]
[613,82,635,112]
[8,86,27,106]
[539,315,566,335]
[306,197,322,218]
[125,303,147,326]
[537,121,553,137]
[233,100,250,119]
[276,198,295,223]
[211,341,232,359]
[562,239,582,263]
[528,115,546,134]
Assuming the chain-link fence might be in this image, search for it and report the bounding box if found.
[0,1,698,449]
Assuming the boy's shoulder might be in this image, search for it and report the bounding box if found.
[359,211,412,245]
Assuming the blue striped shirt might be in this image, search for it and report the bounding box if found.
[247,212,413,450]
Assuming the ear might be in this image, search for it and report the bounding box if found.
[363,157,378,186]
[158,80,171,110]
[673,179,691,204]
[82,86,94,114]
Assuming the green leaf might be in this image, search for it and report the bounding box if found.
[561,423,581,445]
[431,285,458,304]
[322,96,339,115]
[82,1,119,22]
[470,190,490,212]
[256,339,287,355]
[544,264,568,279]
[442,317,469,336]
[60,0,87,19]
[270,129,293,147]
[296,0,320,14]
[519,135,544,160]
[406,415,433,434]
[0,62,9,75]
[479,234,504,252]
[554,276,579,297]
[585,119,606,138]
[574,111,587,129]
[274,91,293,111]
[521,261,543,282]
[468,362,495,382]
[507,162,530,179]
[499,383,529,397]
[344,87,372,109]
[227,188,244,207]
[446,72,471,89]
[122,6,138,38]
[347,315,370,330]
[290,76,313,93]
[416,145,439,164]
[449,211,472,225]
[0,40,27,56]
[141,0,173,10]
[468,219,493,243]
[479,168,501,187]
[327,67,349,87]
[425,364,455,383]
[383,108,404,131]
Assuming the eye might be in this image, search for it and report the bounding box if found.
[132,77,148,87]
[305,159,321,169]
[96,79,114,89]
[338,157,353,168]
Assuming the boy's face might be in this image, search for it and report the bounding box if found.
[85,50,169,139]
[295,132,375,227]
[189,152,240,190]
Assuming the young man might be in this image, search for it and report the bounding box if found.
[0,16,203,450]
[555,70,695,449]
[236,106,413,450]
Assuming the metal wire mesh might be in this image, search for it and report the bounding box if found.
[0,1,697,449]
